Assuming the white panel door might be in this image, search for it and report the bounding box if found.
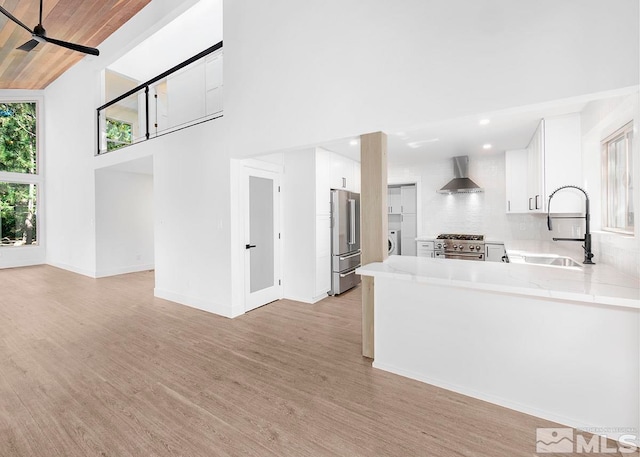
[244,167,282,312]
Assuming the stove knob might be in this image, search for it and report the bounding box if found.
[476,245,481,251]
[453,244,458,250]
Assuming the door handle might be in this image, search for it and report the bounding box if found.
[245,244,256,249]
[339,268,358,278]
[348,198,356,244]
[339,251,361,261]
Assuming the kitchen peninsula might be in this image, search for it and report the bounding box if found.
[357,254,640,441]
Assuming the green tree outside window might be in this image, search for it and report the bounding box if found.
[0,102,38,246]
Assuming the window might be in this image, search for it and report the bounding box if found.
[0,101,39,247]
[601,121,634,234]
[0,102,37,174]
[106,118,133,151]
[0,183,37,246]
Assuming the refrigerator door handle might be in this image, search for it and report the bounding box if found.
[339,267,358,278]
[348,198,356,245]
[339,251,360,261]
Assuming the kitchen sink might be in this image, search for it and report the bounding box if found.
[522,255,582,268]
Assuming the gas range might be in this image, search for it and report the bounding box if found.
[436,234,485,261]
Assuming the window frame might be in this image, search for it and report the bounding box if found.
[600,121,634,235]
[0,98,43,249]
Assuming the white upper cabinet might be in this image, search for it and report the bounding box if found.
[509,114,582,214]
[527,120,545,212]
[388,184,416,214]
[329,153,359,192]
[352,161,361,194]
[315,148,332,216]
[505,149,528,213]
[543,114,584,214]
[388,187,402,214]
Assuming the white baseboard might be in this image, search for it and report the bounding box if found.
[372,361,624,442]
[282,294,326,304]
[154,288,233,318]
[46,261,97,278]
[95,264,154,278]
[0,259,45,269]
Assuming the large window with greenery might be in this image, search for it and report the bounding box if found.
[0,101,39,247]
[601,121,634,234]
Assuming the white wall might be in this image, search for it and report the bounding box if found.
[224,0,639,157]
[95,169,154,277]
[43,1,202,277]
[281,149,317,302]
[581,92,640,277]
[152,119,233,317]
[42,0,233,316]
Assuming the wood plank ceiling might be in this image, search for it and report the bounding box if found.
[0,0,151,89]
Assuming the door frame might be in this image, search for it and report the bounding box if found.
[242,159,283,312]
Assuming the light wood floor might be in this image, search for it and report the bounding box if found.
[0,266,634,457]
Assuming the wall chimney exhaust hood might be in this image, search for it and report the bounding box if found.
[438,156,484,194]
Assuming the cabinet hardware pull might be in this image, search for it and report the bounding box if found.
[529,198,533,210]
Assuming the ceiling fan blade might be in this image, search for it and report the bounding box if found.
[17,39,40,52]
[42,36,100,56]
[0,5,34,34]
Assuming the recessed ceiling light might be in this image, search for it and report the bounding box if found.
[482,143,492,150]
[479,119,490,126]
[349,139,358,146]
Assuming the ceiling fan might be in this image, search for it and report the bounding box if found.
[0,0,99,56]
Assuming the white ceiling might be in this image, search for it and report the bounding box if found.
[107,0,223,83]
[322,88,635,166]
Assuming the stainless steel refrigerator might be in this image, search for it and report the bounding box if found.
[329,189,361,295]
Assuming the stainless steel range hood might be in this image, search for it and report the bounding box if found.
[438,156,484,194]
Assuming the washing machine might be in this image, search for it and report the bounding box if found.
[388,230,401,255]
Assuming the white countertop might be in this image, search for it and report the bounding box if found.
[357,254,640,309]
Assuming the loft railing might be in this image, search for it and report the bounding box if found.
[96,41,223,155]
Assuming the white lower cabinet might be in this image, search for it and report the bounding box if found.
[417,240,435,258]
[485,242,506,262]
[401,214,417,256]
